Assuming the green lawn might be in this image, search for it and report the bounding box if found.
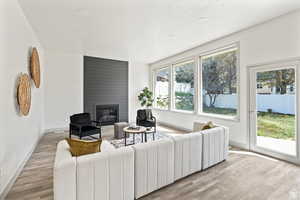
[203,106,295,141]
[203,106,237,116]
[257,112,295,141]
[175,92,194,111]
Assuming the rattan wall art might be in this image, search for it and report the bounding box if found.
[17,73,31,116]
[30,47,41,88]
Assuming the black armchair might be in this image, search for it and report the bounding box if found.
[136,109,156,133]
[69,113,101,139]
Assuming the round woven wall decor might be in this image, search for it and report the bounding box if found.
[30,47,41,88]
[17,74,31,116]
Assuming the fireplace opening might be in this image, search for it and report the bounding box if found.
[96,104,119,126]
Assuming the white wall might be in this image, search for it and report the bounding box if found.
[0,0,44,196]
[43,56,149,129]
[43,52,83,130]
[129,61,150,122]
[150,10,300,148]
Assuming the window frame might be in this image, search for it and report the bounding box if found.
[153,66,171,110]
[199,45,240,120]
[171,59,196,113]
[151,43,240,122]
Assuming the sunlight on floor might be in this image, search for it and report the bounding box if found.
[229,150,279,162]
[257,136,296,156]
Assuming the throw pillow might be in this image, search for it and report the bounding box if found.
[66,138,102,157]
[201,121,214,130]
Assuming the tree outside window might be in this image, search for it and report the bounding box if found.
[202,48,238,116]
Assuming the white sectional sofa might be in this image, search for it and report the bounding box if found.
[54,122,229,200]
[171,132,202,181]
[193,122,229,170]
[54,140,77,200]
[132,138,174,199]
[54,140,134,200]
[202,126,229,169]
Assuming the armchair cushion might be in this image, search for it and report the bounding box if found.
[81,125,99,132]
[136,109,156,128]
[70,113,102,139]
[70,113,91,125]
[137,110,147,121]
[138,120,155,127]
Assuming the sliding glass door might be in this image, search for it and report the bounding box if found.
[249,61,300,163]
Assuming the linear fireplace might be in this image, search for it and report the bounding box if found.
[96,104,119,126]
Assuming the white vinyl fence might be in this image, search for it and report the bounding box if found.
[204,94,295,115]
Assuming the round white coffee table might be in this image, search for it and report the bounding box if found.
[123,126,146,146]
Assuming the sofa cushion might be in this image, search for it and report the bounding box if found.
[170,132,202,181]
[132,138,174,199]
[202,126,229,169]
[76,147,134,200]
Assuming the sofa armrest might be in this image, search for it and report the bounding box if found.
[193,121,206,132]
[54,140,77,200]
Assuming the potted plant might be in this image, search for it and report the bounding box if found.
[138,87,154,108]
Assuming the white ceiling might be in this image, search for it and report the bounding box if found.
[19,0,300,63]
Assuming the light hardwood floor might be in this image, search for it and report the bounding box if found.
[5,126,300,200]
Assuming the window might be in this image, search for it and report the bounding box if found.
[152,44,239,120]
[154,67,169,109]
[201,47,238,116]
[173,60,195,111]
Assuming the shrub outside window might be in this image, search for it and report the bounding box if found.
[173,60,195,111]
[154,67,169,109]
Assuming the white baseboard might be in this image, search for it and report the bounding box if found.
[43,127,68,134]
[0,135,41,200]
[229,140,249,150]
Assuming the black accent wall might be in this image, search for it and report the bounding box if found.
[84,56,128,122]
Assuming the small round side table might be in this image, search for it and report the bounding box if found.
[123,126,146,146]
